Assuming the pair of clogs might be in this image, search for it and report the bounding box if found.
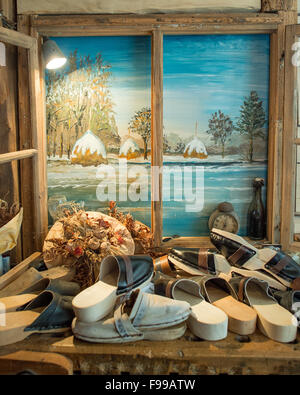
[71,255,191,343]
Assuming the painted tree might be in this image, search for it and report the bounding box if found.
[206,110,234,158]
[128,107,151,160]
[235,91,266,162]
[46,49,119,158]
[163,134,171,153]
[174,139,185,154]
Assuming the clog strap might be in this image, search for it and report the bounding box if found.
[113,299,144,340]
[169,248,216,275]
[197,248,216,275]
[230,275,276,306]
[192,274,237,303]
[19,291,75,332]
[271,289,300,313]
[153,255,175,275]
[264,251,300,289]
[154,277,179,299]
[227,245,256,267]
[114,255,154,296]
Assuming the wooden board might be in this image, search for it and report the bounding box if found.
[18,15,35,258]
[281,25,298,250]
[0,1,22,263]
[31,13,282,37]
[1,330,300,375]
[17,0,261,15]
[0,149,37,165]
[151,30,163,247]
[0,252,41,291]
[0,351,73,375]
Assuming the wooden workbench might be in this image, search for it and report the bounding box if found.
[1,329,300,375]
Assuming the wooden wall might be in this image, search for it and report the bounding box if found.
[17,0,261,15]
[0,0,19,207]
[0,0,22,263]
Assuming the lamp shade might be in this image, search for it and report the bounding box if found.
[42,39,67,70]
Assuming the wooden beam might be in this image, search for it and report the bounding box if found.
[161,237,214,249]
[0,1,22,263]
[281,25,297,250]
[2,331,300,375]
[0,149,37,164]
[18,0,261,15]
[0,26,34,49]
[0,252,41,291]
[18,14,35,258]
[261,0,297,12]
[267,33,282,243]
[151,29,163,248]
[28,33,48,251]
[31,13,282,36]
[0,351,73,375]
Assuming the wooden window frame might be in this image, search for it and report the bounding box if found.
[281,24,300,252]
[0,25,47,252]
[23,13,287,251]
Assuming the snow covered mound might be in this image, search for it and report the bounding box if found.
[184,137,208,159]
[71,130,107,167]
[119,138,140,160]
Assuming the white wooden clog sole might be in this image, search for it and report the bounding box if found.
[72,274,152,323]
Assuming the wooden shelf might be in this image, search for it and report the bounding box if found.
[1,330,300,375]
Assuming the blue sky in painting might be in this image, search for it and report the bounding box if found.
[163,34,270,142]
[51,34,270,142]
[51,36,151,137]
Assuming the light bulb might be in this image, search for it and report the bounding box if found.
[46,57,67,70]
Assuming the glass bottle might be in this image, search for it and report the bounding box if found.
[247,177,266,240]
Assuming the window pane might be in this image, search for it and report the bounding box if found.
[163,34,270,237]
[46,36,151,227]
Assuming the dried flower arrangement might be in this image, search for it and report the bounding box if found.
[43,204,135,289]
[108,201,155,256]
[0,199,20,228]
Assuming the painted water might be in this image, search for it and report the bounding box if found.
[48,159,267,237]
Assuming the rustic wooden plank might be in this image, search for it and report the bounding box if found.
[281,25,297,250]
[151,30,163,248]
[267,10,297,245]
[2,331,300,375]
[18,0,261,15]
[267,33,281,243]
[0,351,73,375]
[0,149,37,164]
[32,25,279,37]
[31,13,283,36]
[28,29,48,251]
[0,0,16,20]
[161,237,214,249]
[0,1,22,263]
[0,26,34,49]
[18,14,35,259]
[31,13,283,26]
[261,0,297,12]
[0,252,41,291]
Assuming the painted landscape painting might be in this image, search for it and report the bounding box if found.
[46,34,269,237]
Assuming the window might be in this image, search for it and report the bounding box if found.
[29,14,282,249]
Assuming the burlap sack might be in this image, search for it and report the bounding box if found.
[43,211,135,269]
[0,208,23,255]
